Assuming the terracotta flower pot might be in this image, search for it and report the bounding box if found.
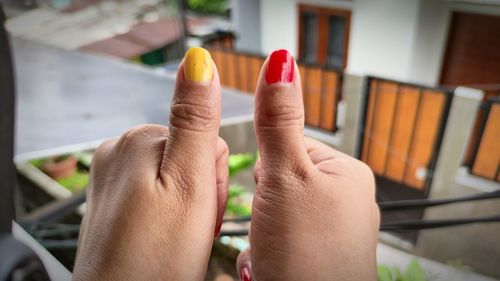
[41,155,78,179]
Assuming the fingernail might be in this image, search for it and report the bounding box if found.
[240,267,251,281]
[214,222,222,238]
[265,49,294,84]
[184,47,213,82]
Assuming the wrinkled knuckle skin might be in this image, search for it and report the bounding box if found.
[118,124,160,148]
[257,104,304,128]
[260,164,313,197]
[93,139,114,161]
[91,139,117,171]
[169,101,218,132]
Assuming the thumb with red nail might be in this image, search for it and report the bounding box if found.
[236,49,380,281]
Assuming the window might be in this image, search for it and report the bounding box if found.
[300,12,318,64]
[326,15,346,68]
[298,4,350,69]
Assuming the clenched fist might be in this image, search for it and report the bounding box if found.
[73,48,229,281]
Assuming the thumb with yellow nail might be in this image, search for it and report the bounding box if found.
[73,47,228,281]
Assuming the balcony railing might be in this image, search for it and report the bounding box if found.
[207,47,342,132]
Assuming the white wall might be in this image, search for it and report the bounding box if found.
[406,0,450,85]
[256,0,500,85]
[347,0,420,81]
[260,0,297,56]
[231,0,262,53]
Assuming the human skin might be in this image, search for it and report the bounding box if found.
[73,48,228,281]
[237,50,380,281]
[72,48,380,281]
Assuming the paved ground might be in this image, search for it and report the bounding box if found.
[12,37,254,160]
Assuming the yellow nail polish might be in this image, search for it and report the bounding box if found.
[184,47,213,82]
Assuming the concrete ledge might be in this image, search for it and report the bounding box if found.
[455,167,500,193]
[304,127,342,148]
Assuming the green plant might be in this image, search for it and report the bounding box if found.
[187,0,228,14]
[226,185,251,216]
[377,259,426,281]
[56,171,89,192]
[225,152,258,216]
[30,154,89,192]
[228,152,257,177]
[30,158,45,168]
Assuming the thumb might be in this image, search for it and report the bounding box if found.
[254,49,309,169]
[161,47,221,181]
[236,247,251,281]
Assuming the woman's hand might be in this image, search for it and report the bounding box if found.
[236,50,380,281]
[73,48,228,281]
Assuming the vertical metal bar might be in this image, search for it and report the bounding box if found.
[495,164,500,183]
[383,84,401,177]
[333,70,343,133]
[234,51,240,90]
[402,88,424,188]
[366,79,381,166]
[318,66,326,131]
[355,76,373,159]
[424,90,454,196]
[0,5,16,234]
[469,99,492,174]
[303,65,309,126]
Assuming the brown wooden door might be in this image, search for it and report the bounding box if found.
[440,12,500,87]
[440,12,500,167]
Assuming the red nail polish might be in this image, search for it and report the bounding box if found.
[214,222,222,238]
[240,267,251,281]
[265,49,294,84]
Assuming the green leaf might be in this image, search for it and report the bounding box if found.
[30,158,45,168]
[56,171,89,192]
[226,203,251,216]
[228,152,257,177]
[226,185,251,216]
[391,267,402,281]
[188,0,228,14]
[402,259,426,281]
[377,265,393,281]
[228,185,246,198]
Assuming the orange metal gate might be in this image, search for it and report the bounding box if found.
[358,77,453,192]
[469,98,500,182]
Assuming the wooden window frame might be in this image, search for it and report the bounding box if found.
[297,4,351,68]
